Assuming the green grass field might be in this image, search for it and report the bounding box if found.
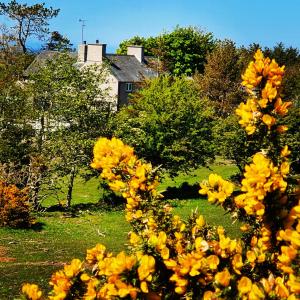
[0,164,240,299]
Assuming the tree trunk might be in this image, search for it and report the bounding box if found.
[66,167,76,208]
[31,176,41,209]
[20,40,27,53]
[38,114,45,152]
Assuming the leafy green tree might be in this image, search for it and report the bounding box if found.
[26,53,112,207]
[195,40,246,117]
[159,26,215,76]
[116,35,157,56]
[111,75,215,175]
[117,26,215,76]
[213,115,261,174]
[283,100,300,173]
[0,35,34,167]
[0,0,59,53]
[43,31,73,51]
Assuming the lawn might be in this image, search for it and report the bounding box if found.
[0,163,240,299]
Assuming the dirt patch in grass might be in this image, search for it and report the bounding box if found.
[6,261,65,267]
[0,246,16,262]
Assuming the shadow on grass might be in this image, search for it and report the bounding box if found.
[43,201,125,215]
[30,222,46,231]
[43,182,203,214]
[162,181,202,200]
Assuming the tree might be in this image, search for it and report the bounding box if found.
[213,115,261,174]
[26,53,112,207]
[214,46,300,174]
[159,26,215,76]
[0,32,34,167]
[195,40,246,117]
[43,31,73,51]
[111,75,216,175]
[264,43,300,101]
[117,26,216,76]
[0,0,59,53]
[116,35,157,56]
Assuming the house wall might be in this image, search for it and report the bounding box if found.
[118,82,135,108]
[101,73,119,111]
[77,62,118,111]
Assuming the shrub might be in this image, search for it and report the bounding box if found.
[111,75,216,176]
[0,180,34,228]
[21,51,299,299]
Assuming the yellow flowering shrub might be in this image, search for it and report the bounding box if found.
[21,50,299,299]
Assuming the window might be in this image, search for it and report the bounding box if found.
[125,82,133,92]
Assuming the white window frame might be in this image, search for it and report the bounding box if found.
[125,82,133,92]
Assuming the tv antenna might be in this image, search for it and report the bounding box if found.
[79,19,87,43]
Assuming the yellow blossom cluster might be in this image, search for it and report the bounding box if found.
[84,245,156,299]
[242,50,284,90]
[91,137,160,227]
[199,173,234,204]
[234,152,288,216]
[48,259,83,300]
[236,49,292,134]
[275,200,300,297]
[236,98,261,134]
[22,284,43,300]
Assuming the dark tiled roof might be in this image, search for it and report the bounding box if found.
[24,51,77,76]
[106,54,157,82]
[24,51,157,82]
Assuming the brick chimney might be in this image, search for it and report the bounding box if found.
[78,41,87,62]
[127,45,144,63]
[78,41,106,63]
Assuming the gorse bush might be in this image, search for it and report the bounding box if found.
[21,51,299,299]
[0,180,34,228]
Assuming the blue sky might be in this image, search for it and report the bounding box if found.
[1,0,300,53]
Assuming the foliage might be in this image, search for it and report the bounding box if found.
[116,36,157,56]
[239,43,300,102]
[283,101,300,173]
[117,26,215,76]
[111,75,215,175]
[213,43,300,173]
[0,180,34,228]
[0,0,59,53]
[195,40,247,116]
[0,49,34,166]
[25,53,113,207]
[21,50,299,300]
[43,31,73,51]
[212,114,260,173]
[159,26,215,76]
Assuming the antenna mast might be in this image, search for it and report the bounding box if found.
[79,19,87,43]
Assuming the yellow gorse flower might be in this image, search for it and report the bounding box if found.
[86,243,107,264]
[234,152,287,216]
[215,268,231,287]
[235,98,260,134]
[199,173,234,204]
[237,49,289,135]
[21,284,43,300]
